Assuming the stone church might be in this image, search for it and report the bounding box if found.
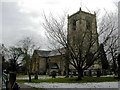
[32,8,101,75]
[32,49,66,75]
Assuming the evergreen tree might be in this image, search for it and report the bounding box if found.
[99,44,109,70]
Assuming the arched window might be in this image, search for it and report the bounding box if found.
[86,20,91,30]
[73,19,76,30]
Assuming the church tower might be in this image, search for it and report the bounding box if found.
[67,8,101,70]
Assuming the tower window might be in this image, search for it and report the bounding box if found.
[73,19,76,26]
[86,20,91,30]
[73,19,76,30]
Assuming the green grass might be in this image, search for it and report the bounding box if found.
[16,74,28,77]
[16,76,119,83]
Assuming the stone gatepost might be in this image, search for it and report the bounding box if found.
[9,72,16,89]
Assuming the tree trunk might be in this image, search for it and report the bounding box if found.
[34,71,38,80]
[77,71,82,80]
[65,63,69,78]
[25,67,27,75]
[117,54,120,79]
[35,62,39,80]
[65,54,69,78]
[97,69,101,77]
[28,69,31,82]
[81,70,83,77]
[9,72,16,88]
[111,52,117,75]
[77,70,83,80]
[28,72,31,82]
[113,58,117,75]
[64,49,70,78]
[118,68,120,79]
[89,70,92,76]
[29,59,32,82]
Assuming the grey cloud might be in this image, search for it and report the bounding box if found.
[2,2,48,49]
[29,11,41,18]
[2,2,36,29]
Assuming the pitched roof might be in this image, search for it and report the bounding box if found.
[35,49,65,57]
[37,50,51,57]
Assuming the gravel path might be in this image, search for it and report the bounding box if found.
[18,83,36,90]
[24,82,118,88]
[18,83,31,88]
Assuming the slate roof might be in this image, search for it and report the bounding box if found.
[37,50,51,57]
[36,49,65,57]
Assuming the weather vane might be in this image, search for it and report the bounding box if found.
[80,0,82,9]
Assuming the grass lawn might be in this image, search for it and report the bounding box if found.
[16,74,28,77]
[16,76,119,83]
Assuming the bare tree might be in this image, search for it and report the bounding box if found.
[8,47,23,72]
[42,11,101,80]
[42,8,118,80]
[0,44,9,61]
[43,12,70,77]
[18,37,40,82]
[0,44,10,71]
[99,10,118,76]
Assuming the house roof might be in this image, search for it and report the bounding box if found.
[35,49,65,57]
[37,50,51,57]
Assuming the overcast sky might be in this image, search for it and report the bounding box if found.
[0,0,118,50]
